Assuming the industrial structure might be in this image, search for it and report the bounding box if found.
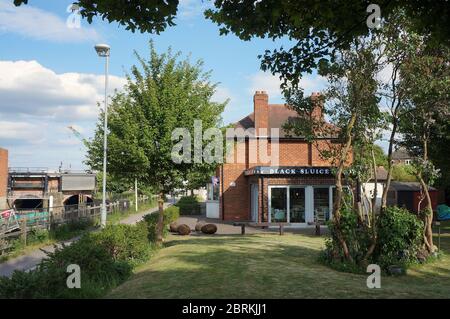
[7,168,96,213]
[0,148,96,217]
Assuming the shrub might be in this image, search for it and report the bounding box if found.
[89,222,151,265]
[321,206,425,274]
[322,207,370,268]
[144,206,180,241]
[164,205,180,223]
[175,196,201,215]
[0,222,154,299]
[50,219,94,240]
[374,206,424,270]
[0,235,133,299]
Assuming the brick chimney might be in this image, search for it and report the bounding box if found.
[310,92,323,120]
[254,90,269,135]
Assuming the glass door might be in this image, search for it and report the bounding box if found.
[290,187,305,223]
[270,187,287,222]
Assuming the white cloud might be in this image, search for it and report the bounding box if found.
[377,62,395,85]
[0,120,45,144]
[0,1,100,42]
[212,86,234,103]
[247,71,327,99]
[178,0,211,19]
[0,60,127,121]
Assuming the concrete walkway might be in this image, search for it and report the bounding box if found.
[174,215,328,236]
[0,204,167,278]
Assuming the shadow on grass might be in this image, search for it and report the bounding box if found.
[108,232,450,299]
[109,237,331,298]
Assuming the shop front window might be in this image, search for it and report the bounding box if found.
[270,188,287,222]
[269,185,334,224]
[314,187,330,222]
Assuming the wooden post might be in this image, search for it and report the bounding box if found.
[315,222,321,236]
[279,224,284,236]
[241,224,246,235]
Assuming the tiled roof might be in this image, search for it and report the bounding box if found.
[234,104,336,138]
[389,181,436,191]
[392,147,412,160]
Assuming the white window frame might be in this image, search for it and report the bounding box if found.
[268,185,335,226]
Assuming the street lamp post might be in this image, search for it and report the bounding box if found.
[95,43,110,228]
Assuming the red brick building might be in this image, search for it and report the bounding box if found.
[217,91,341,225]
[0,148,8,209]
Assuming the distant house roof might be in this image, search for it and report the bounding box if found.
[392,147,412,160]
[372,166,388,181]
[389,181,437,192]
[234,104,337,138]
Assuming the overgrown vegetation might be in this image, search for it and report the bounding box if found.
[0,206,178,298]
[0,220,94,263]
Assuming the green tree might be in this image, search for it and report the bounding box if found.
[206,1,450,87]
[14,1,449,54]
[283,33,383,262]
[428,120,450,201]
[391,164,416,182]
[372,144,388,168]
[398,44,449,252]
[86,42,226,245]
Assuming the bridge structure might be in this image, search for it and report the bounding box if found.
[6,167,96,215]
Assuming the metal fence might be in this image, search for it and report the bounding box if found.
[0,196,152,255]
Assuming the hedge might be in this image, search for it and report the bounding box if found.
[175,196,201,215]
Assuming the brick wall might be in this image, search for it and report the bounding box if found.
[0,148,8,209]
[218,92,350,221]
[220,138,336,220]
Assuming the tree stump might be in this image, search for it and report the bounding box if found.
[177,224,191,236]
[169,222,179,232]
[201,224,217,234]
[195,222,205,232]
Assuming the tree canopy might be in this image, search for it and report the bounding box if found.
[14,1,448,47]
[86,42,225,194]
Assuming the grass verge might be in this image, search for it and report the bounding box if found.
[108,227,450,299]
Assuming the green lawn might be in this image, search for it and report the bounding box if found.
[108,225,450,299]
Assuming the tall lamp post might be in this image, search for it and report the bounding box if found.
[95,43,110,228]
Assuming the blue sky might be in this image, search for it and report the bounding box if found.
[0,0,326,169]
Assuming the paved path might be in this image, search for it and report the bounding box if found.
[175,216,329,236]
[0,204,167,278]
